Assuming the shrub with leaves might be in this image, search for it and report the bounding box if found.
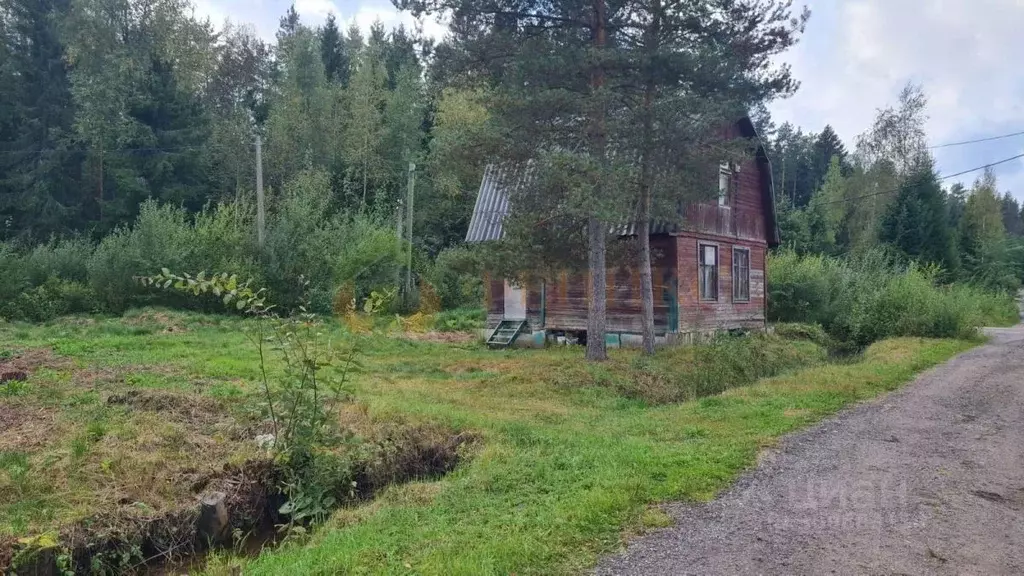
[769,248,1018,346]
[142,270,361,525]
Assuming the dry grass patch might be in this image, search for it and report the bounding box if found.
[0,402,62,452]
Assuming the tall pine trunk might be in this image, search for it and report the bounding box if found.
[637,182,655,355]
[587,216,608,360]
[586,0,609,361]
[636,0,661,355]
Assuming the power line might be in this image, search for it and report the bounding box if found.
[815,151,1024,206]
[928,129,1024,149]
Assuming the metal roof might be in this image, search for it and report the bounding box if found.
[464,116,779,246]
[464,163,676,242]
[465,164,513,242]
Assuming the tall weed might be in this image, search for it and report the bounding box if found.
[769,249,1018,346]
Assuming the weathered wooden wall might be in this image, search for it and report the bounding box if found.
[485,237,679,334]
[484,274,505,328]
[680,125,770,243]
[676,234,766,332]
[670,123,771,333]
[541,236,678,333]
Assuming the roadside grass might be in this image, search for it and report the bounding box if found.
[0,311,976,574]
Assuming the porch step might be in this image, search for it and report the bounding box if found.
[487,320,527,348]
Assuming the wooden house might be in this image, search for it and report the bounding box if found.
[465,117,779,347]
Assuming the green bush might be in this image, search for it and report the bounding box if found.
[1,278,98,322]
[425,246,484,310]
[23,237,93,286]
[262,169,402,314]
[0,242,30,308]
[768,249,1018,346]
[772,322,834,349]
[621,333,826,404]
[0,174,424,321]
[87,202,198,312]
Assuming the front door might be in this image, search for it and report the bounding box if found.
[503,281,527,320]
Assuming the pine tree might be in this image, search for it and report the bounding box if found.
[0,0,83,239]
[401,0,806,358]
[1000,192,1022,237]
[809,125,848,188]
[622,0,806,353]
[879,162,958,274]
[319,13,349,85]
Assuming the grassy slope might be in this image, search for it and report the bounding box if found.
[0,312,976,574]
[238,337,974,575]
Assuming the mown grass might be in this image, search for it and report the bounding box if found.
[227,335,972,576]
[0,310,977,575]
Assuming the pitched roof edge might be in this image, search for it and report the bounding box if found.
[737,116,781,247]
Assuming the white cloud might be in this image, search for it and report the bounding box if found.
[294,0,447,42]
[191,0,230,30]
[346,6,447,41]
[295,0,342,21]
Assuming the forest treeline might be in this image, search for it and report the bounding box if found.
[763,85,1024,294]
[1,0,478,252]
[0,1,1020,339]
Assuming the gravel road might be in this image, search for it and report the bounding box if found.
[596,325,1024,576]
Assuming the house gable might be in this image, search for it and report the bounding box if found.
[464,116,779,246]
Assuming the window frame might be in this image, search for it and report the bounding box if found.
[698,243,719,301]
[732,247,751,303]
[718,163,732,207]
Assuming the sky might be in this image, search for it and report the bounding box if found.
[194,0,1024,200]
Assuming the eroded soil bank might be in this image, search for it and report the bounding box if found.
[1,347,475,575]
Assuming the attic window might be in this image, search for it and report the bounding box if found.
[718,163,732,207]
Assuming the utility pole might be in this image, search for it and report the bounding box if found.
[255,134,265,249]
[405,161,416,299]
[395,196,404,294]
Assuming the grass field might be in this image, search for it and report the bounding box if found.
[0,310,977,574]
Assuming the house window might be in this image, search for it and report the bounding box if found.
[733,247,750,302]
[718,163,732,207]
[699,244,718,301]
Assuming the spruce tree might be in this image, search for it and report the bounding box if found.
[1000,192,1022,237]
[319,13,349,85]
[810,125,848,188]
[879,162,958,275]
[0,0,83,239]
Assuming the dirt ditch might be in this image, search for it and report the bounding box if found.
[3,424,475,575]
[1,347,476,574]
